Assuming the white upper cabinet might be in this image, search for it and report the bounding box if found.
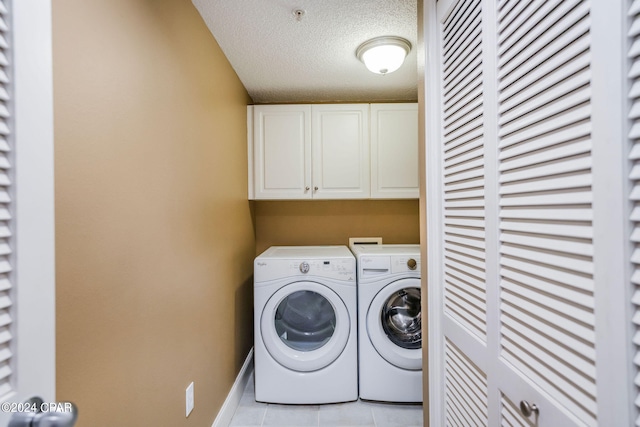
[252,105,312,199]
[370,103,419,199]
[311,104,370,199]
[249,103,418,200]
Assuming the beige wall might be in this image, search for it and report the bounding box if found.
[53,1,255,426]
[52,0,421,424]
[255,200,420,254]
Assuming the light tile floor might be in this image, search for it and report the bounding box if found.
[229,373,423,427]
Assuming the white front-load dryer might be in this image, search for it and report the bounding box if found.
[351,244,422,403]
[253,245,357,404]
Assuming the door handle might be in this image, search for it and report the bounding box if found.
[519,400,539,418]
[7,397,78,427]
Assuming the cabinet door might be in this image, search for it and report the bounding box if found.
[311,104,370,199]
[253,105,312,199]
[370,103,419,199]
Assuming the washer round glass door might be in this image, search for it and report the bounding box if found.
[367,278,421,370]
[261,281,350,372]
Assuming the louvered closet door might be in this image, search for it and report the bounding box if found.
[495,0,595,425]
[437,0,490,424]
[0,1,56,422]
[630,1,640,426]
[0,0,12,399]
[433,0,596,425]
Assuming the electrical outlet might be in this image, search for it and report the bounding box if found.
[186,382,194,417]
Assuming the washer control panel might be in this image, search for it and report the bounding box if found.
[390,255,421,274]
[358,255,420,277]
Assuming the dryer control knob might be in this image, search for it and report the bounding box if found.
[407,258,417,270]
[299,261,310,274]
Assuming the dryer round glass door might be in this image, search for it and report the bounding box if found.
[275,290,336,351]
[367,277,421,370]
[261,281,350,372]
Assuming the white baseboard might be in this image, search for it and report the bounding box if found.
[212,347,254,427]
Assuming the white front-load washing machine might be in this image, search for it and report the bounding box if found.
[351,244,422,403]
[253,245,358,404]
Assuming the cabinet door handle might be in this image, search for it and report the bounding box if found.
[314,186,318,191]
[305,186,310,191]
[519,400,539,418]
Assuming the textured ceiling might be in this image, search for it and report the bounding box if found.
[192,0,418,104]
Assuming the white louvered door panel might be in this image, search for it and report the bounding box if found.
[0,0,13,400]
[441,0,488,343]
[444,339,488,426]
[437,1,491,424]
[496,0,595,425]
[630,1,640,426]
[0,0,55,421]
[429,0,614,426]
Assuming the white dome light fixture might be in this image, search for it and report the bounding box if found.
[356,36,412,75]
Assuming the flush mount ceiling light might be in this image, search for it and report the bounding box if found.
[356,36,412,75]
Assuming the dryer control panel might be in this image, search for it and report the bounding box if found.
[255,258,355,282]
[288,259,354,278]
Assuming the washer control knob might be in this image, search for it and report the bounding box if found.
[299,262,310,274]
[407,258,417,270]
